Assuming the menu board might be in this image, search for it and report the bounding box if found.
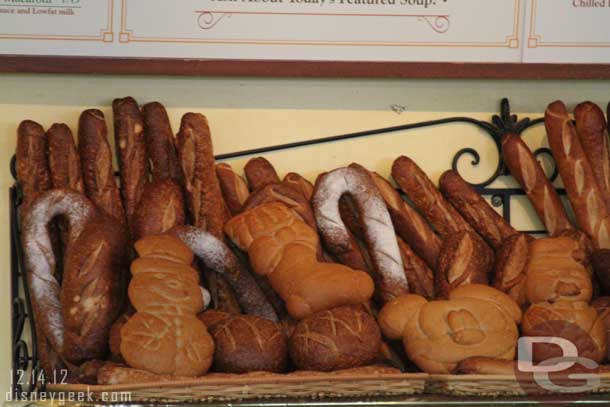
[0,0,608,70]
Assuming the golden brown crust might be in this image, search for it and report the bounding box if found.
[283,172,314,200]
[493,233,530,306]
[575,101,610,204]
[78,109,126,224]
[47,123,84,193]
[225,202,374,319]
[244,157,280,191]
[439,170,517,249]
[108,313,130,363]
[216,163,250,215]
[142,101,182,182]
[371,172,441,270]
[435,231,492,298]
[502,132,572,236]
[391,156,473,238]
[455,357,516,376]
[545,101,610,249]
[209,314,288,373]
[113,97,147,230]
[132,179,185,241]
[289,305,381,371]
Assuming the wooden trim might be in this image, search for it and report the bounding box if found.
[1,55,610,79]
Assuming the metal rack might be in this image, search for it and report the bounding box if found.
[9,98,587,405]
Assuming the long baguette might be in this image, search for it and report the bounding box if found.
[545,100,610,249]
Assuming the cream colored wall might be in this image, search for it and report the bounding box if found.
[1,73,610,399]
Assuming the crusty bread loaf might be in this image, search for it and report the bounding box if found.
[378,284,521,374]
[592,296,610,361]
[224,202,374,319]
[244,157,280,191]
[202,311,288,373]
[283,172,314,200]
[132,179,185,241]
[47,123,84,193]
[524,235,593,304]
[121,235,214,376]
[142,101,182,182]
[216,163,250,215]
[522,300,607,364]
[494,233,530,305]
[289,305,381,371]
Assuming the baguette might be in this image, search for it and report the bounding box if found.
[283,172,314,200]
[370,172,441,269]
[545,101,610,249]
[78,109,126,224]
[501,132,572,236]
[575,101,610,204]
[112,97,147,230]
[47,123,84,193]
[142,101,182,182]
[439,170,517,249]
[391,156,473,238]
[216,163,250,216]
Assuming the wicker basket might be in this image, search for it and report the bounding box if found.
[47,372,427,403]
[427,373,610,397]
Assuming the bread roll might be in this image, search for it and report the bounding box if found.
[283,172,314,200]
[244,157,280,191]
[522,300,607,364]
[289,305,381,371]
[132,179,185,241]
[378,284,521,374]
[205,312,287,373]
[493,233,530,305]
[216,163,250,215]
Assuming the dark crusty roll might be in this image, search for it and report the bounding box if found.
[171,225,278,321]
[575,102,610,205]
[47,123,84,193]
[546,101,610,250]
[391,156,473,238]
[493,233,531,306]
[283,172,314,200]
[244,157,280,191]
[397,237,435,299]
[216,163,250,216]
[201,311,287,373]
[289,305,381,371]
[370,171,441,270]
[132,179,185,241]
[113,97,147,230]
[502,132,572,236]
[78,109,126,225]
[435,231,492,298]
[439,170,517,249]
[16,120,52,210]
[142,101,182,182]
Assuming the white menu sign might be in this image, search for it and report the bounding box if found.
[523,0,610,63]
[0,0,607,63]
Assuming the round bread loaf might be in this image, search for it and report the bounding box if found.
[205,312,288,373]
[289,305,381,371]
[522,300,607,364]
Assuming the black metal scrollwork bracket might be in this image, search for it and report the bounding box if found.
[9,98,560,398]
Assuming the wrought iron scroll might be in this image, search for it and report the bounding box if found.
[9,98,559,397]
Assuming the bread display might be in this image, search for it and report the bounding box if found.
[21,189,128,365]
[524,234,593,304]
[225,202,374,319]
[501,132,572,236]
[313,164,408,303]
[121,234,214,376]
[522,300,607,364]
[16,97,610,397]
[546,101,610,250]
[289,305,381,371]
[112,96,147,231]
[435,231,493,298]
[378,284,521,373]
[202,311,288,373]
